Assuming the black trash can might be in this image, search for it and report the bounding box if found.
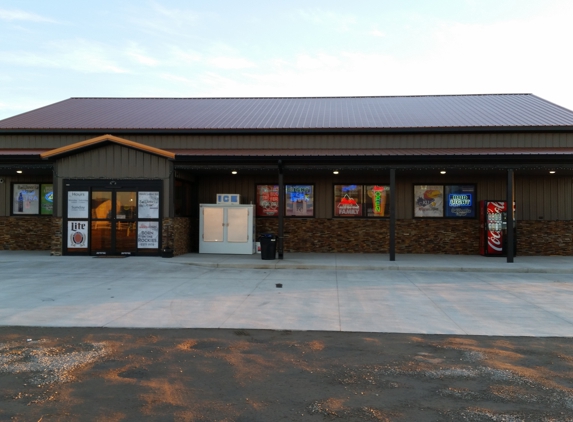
[258,233,277,260]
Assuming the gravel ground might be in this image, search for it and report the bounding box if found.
[1,328,573,421]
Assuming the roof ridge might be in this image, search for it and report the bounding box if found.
[68,94,534,100]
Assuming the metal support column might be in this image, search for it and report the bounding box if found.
[278,160,284,259]
[389,168,396,261]
[506,169,514,263]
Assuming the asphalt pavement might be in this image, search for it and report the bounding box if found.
[1,251,572,336]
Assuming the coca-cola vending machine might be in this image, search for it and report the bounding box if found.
[479,200,516,256]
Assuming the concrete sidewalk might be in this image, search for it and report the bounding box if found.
[0,251,572,336]
[173,252,573,273]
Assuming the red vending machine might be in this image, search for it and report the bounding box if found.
[479,201,516,256]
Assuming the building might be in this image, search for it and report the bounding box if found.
[1,94,573,259]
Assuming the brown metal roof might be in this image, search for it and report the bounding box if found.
[2,147,573,159]
[0,149,48,155]
[172,147,573,157]
[1,94,573,132]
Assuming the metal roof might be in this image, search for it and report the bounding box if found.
[1,94,573,132]
[172,147,573,157]
[3,147,573,159]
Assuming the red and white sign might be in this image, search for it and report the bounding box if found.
[486,201,506,255]
[68,221,88,248]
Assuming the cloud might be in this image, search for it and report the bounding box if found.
[167,46,202,64]
[0,9,56,23]
[126,43,159,67]
[297,8,357,32]
[370,29,386,37]
[0,39,128,74]
[128,2,204,38]
[208,57,256,69]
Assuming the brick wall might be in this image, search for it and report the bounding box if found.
[517,221,573,256]
[50,218,63,256]
[256,218,479,254]
[162,217,193,256]
[0,217,54,251]
[3,216,570,256]
[256,218,573,256]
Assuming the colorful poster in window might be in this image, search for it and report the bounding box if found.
[12,184,40,215]
[40,184,54,215]
[138,221,159,248]
[285,185,314,217]
[365,185,390,217]
[334,185,362,217]
[414,185,444,217]
[445,185,476,218]
[67,221,88,248]
[68,191,89,218]
[256,185,279,217]
[138,191,160,218]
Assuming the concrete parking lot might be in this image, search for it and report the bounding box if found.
[0,251,572,336]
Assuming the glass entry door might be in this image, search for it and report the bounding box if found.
[91,190,137,255]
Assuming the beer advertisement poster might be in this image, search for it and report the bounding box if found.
[40,184,54,215]
[67,191,89,218]
[414,185,444,217]
[285,185,314,217]
[137,221,159,249]
[138,191,160,219]
[256,185,279,217]
[334,185,362,217]
[67,221,88,248]
[445,185,475,218]
[365,185,390,217]
[12,184,40,215]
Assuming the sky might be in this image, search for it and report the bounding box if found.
[1,0,572,120]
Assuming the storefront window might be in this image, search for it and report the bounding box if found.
[414,184,476,218]
[40,184,54,215]
[11,183,52,216]
[334,185,362,217]
[256,184,315,217]
[333,185,390,218]
[445,185,476,218]
[365,185,390,217]
[256,185,279,217]
[285,184,314,217]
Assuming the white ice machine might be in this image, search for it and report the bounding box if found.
[199,204,256,254]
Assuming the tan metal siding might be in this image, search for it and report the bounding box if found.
[515,176,573,220]
[196,172,573,221]
[54,144,172,217]
[4,132,573,150]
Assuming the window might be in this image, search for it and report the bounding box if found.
[414,184,476,218]
[255,184,315,217]
[333,185,390,218]
[12,183,53,216]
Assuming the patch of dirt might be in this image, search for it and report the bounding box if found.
[0,328,572,421]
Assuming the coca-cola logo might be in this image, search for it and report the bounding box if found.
[488,230,503,252]
[487,201,505,214]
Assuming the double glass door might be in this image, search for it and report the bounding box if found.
[91,190,137,255]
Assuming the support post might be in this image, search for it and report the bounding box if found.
[278,160,284,259]
[506,169,514,263]
[390,168,396,261]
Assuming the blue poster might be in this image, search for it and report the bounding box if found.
[445,185,475,218]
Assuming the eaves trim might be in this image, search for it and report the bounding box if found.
[39,134,175,159]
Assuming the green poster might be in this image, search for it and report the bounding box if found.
[41,184,54,215]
